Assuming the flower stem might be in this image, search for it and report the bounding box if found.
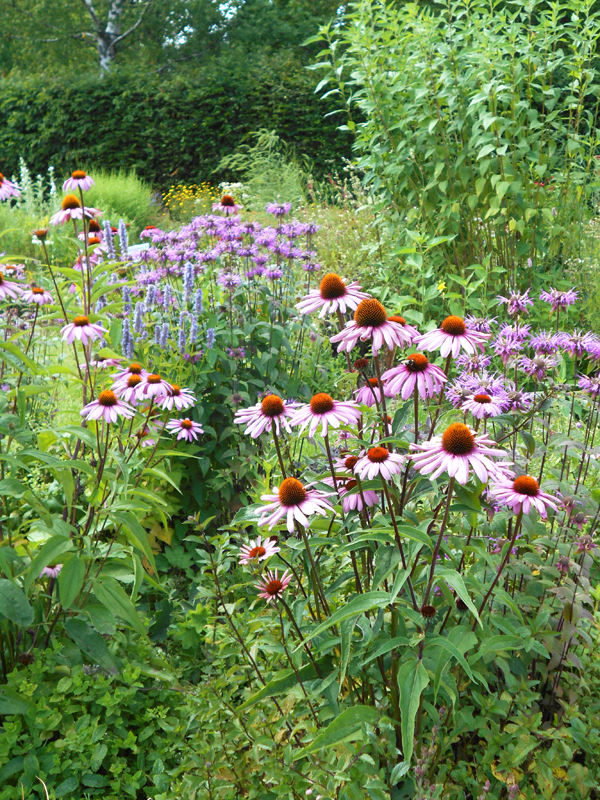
[421,477,455,608]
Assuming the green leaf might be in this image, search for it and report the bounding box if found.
[0,478,26,497]
[398,659,429,763]
[298,592,391,646]
[470,634,525,664]
[425,635,478,683]
[25,535,73,593]
[0,686,35,715]
[0,579,33,627]
[58,557,85,610]
[294,705,379,760]
[93,576,146,635]
[434,569,480,625]
[238,657,334,710]
[64,618,120,675]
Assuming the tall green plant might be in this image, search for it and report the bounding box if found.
[310,0,600,287]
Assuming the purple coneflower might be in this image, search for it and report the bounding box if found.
[540,287,579,311]
[295,272,369,318]
[410,422,510,484]
[354,446,405,481]
[114,374,144,404]
[90,357,122,370]
[0,272,23,301]
[238,535,280,565]
[136,373,172,399]
[255,569,292,603]
[330,298,414,354]
[156,384,196,411]
[165,418,204,441]
[61,316,106,345]
[50,195,101,226]
[416,316,489,358]
[212,195,242,215]
[81,390,135,423]
[257,477,334,532]
[497,289,534,316]
[112,363,147,381]
[0,172,20,201]
[234,395,297,438]
[461,392,508,420]
[21,286,53,305]
[40,564,62,578]
[339,479,379,513]
[63,170,95,192]
[382,353,447,399]
[354,378,393,407]
[386,315,420,345]
[291,393,361,437]
[490,474,558,518]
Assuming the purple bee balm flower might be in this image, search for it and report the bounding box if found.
[382,353,447,399]
[291,393,362,437]
[330,299,414,355]
[499,322,531,343]
[491,332,523,365]
[61,316,107,345]
[266,202,292,217]
[264,268,284,280]
[410,422,511,484]
[81,390,135,423]
[461,392,509,420]
[255,569,293,603]
[497,288,534,316]
[519,355,557,380]
[216,271,242,290]
[0,172,20,201]
[503,385,534,412]
[455,352,492,374]
[417,315,490,358]
[296,272,369,318]
[559,330,598,358]
[302,262,322,273]
[63,170,95,193]
[238,535,280,565]
[354,446,405,481]
[258,477,334,533]
[165,418,204,441]
[575,535,596,553]
[464,315,496,333]
[490,474,558,518]
[578,374,600,397]
[540,287,579,311]
[529,330,561,355]
[446,378,478,407]
[0,272,23,301]
[234,395,298,438]
[40,564,62,578]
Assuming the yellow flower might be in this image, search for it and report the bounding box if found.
[437,280,447,293]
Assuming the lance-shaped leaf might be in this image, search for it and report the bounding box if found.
[294,705,379,760]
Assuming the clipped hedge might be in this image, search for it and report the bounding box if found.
[0,55,352,189]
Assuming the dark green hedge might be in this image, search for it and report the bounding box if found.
[0,55,352,188]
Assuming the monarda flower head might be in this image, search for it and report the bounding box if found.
[416,316,490,358]
[330,298,414,354]
[295,272,369,318]
[497,289,534,317]
[540,287,579,311]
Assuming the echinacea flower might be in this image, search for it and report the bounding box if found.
[382,353,447,399]
[63,170,95,192]
[295,272,370,318]
[156,384,196,411]
[238,535,280,565]
[40,564,62,578]
[257,477,334,532]
[540,287,579,311]
[0,172,20,201]
[386,315,420,345]
[0,272,23,301]
[113,374,144,403]
[212,195,242,215]
[136,373,172,399]
[416,316,490,358]
[89,357,122,370]
[354,446,405,481]
[489,474,558,518]
[61,315,106,345]
[234,394,298,438]
[339,479,379,513]
[330,298,414,354]
[112,362,148,381]
[410,422,510,484]
[165,418,204,441]
[50,194,102,226]
[255,568,292,603]
[354,378,393,407]
[21,286,53,305]
[291,393,361,437]
[80,390,135,423]
[461,392,508,420]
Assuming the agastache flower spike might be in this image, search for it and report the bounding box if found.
[159,322,169,349]
[118,219,128,256]
[103,221,116,259]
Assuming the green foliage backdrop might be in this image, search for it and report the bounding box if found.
[0,55,353,188]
